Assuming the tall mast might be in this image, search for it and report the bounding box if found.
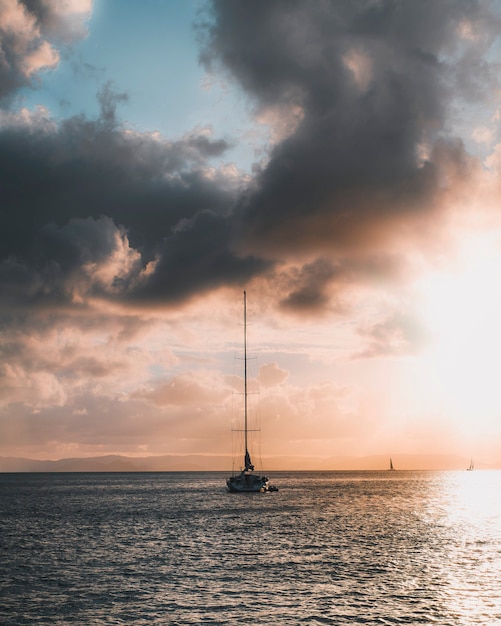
[244,290,248,456]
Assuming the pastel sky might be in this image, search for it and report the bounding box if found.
[2,0,501,469]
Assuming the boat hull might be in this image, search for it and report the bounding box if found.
[226,472,270,493]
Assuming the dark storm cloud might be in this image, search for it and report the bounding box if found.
[0,82,266,308]
[200,0,501,259]
[280,258,339,312]
[2,1,501,317]
[0,88,229,251]
[1,2,266,310]
[133,209,269,303]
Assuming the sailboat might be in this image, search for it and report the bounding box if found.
[467,458,474,471]
[226,291,278,493]
[389,458,395,471]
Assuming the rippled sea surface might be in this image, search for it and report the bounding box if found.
[1,471,500,625]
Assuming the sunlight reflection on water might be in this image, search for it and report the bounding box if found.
[430,471,501,625]
[0,471,500,625]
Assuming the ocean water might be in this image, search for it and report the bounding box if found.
[1,471,500,625]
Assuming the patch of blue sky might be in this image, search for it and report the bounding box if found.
[16,0,264,172]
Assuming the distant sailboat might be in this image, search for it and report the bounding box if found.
[226,292,278,493]
[389,458,395,471]
[467,458,474,471]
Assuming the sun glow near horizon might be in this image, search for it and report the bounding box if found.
[416,232,501,437]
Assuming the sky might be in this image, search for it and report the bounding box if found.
[2,0,501,469]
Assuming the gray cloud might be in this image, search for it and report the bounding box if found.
[0,0,91,104]
[200,0,500,269]
[0,81,265,310]
[1,0,501,321]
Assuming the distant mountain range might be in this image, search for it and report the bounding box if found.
[0,454,230,473]
[1,454,498,472]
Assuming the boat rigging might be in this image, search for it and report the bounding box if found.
[226,291,278,493]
